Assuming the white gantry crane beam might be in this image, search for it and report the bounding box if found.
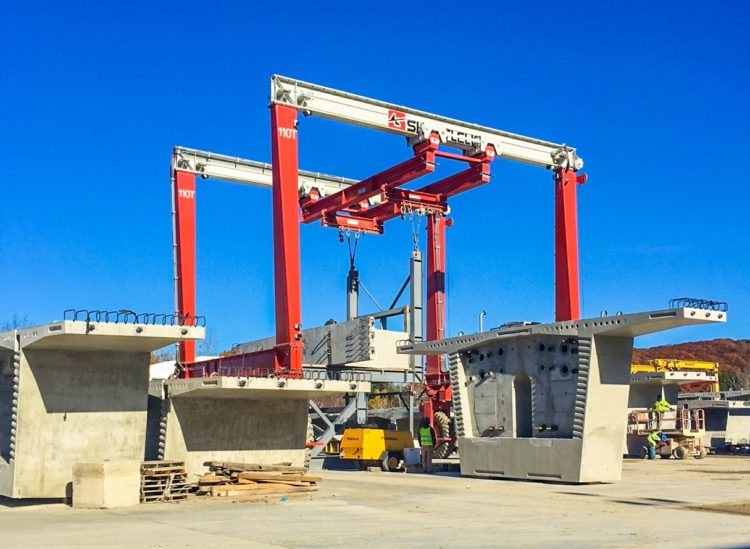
[270,75,583,171]
[172,145,359,198]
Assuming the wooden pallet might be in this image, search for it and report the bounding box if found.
[141,461,189,503]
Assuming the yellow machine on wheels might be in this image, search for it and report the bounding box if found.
[628,408,708,459]
[340,429,415,471]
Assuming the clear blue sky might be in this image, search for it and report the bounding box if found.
[1,1,747,351]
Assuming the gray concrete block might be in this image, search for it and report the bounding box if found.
[72,460,141,509]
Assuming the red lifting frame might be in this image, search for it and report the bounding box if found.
[303,135,493,236]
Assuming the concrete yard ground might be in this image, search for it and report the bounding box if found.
[2,456,750,548]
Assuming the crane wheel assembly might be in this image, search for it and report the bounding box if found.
[433,411,456,459]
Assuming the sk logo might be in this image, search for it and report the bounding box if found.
[387,109,406,130]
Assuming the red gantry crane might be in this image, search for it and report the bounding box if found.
[171,75,586,447]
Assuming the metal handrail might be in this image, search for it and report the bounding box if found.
[669,297,728,312]
[63,308,206,327]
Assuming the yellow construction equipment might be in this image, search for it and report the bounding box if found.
[340,428,414,471]
[631,359,720,392]
[628,408,708,459]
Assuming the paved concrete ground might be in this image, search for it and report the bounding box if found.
[2,456,750,548]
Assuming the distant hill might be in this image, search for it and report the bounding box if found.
[633,339,750,390]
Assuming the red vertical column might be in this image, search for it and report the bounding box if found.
[554,168,582,321]
[173,169,197,370]
[270,104,303,374]
[426,214,447,386]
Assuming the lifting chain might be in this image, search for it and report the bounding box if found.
[339,229,360,269]
[402,204,431,251]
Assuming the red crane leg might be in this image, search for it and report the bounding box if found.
[173,169,197,371]
[426,213,451,414]
[554,168,581,322]
[271,104,303,374]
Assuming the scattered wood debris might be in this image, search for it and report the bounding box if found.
[141,461,189,503]
[196,461,320,498]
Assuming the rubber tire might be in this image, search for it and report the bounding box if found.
[673,446,688,460]
[695,447,707,460]
[433,411,456,459]
[381,452,402,472]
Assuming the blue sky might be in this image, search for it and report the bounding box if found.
[1,1,747,351]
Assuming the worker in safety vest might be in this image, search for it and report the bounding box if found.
[645,430,667,460]
[418,417,437,473]
[650,394,673,428]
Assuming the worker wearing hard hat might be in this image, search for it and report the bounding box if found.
[650,394,674,429]
[645,431,668,460]
[418,417,437,473]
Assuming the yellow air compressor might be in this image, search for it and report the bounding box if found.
[340,428,415,471]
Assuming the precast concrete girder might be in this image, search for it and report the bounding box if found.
[158,375,371,477]
[0,320,204,499]
[398,307,726,483]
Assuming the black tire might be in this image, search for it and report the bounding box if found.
[673,446,688,460]
[381,452,402,472]
[433,411,457,459]
[695,446,707,460]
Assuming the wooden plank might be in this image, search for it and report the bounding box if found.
[204,461,303,473]
[202,491,311,503]
[198,478,230,486]
[210,484,264,495]
[236,472,321,483]
[212,485,317,498]
[257,479,311,487]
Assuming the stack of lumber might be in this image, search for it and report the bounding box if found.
[197,461,320,498]
[141,461,189,503]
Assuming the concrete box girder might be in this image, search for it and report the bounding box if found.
[159,375,371,478]
[399,307,726,483]
[0,320,203,499]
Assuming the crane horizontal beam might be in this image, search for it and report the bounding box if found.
[172,146,359,198]
[300,151,436,223]
[270,75,583,171]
